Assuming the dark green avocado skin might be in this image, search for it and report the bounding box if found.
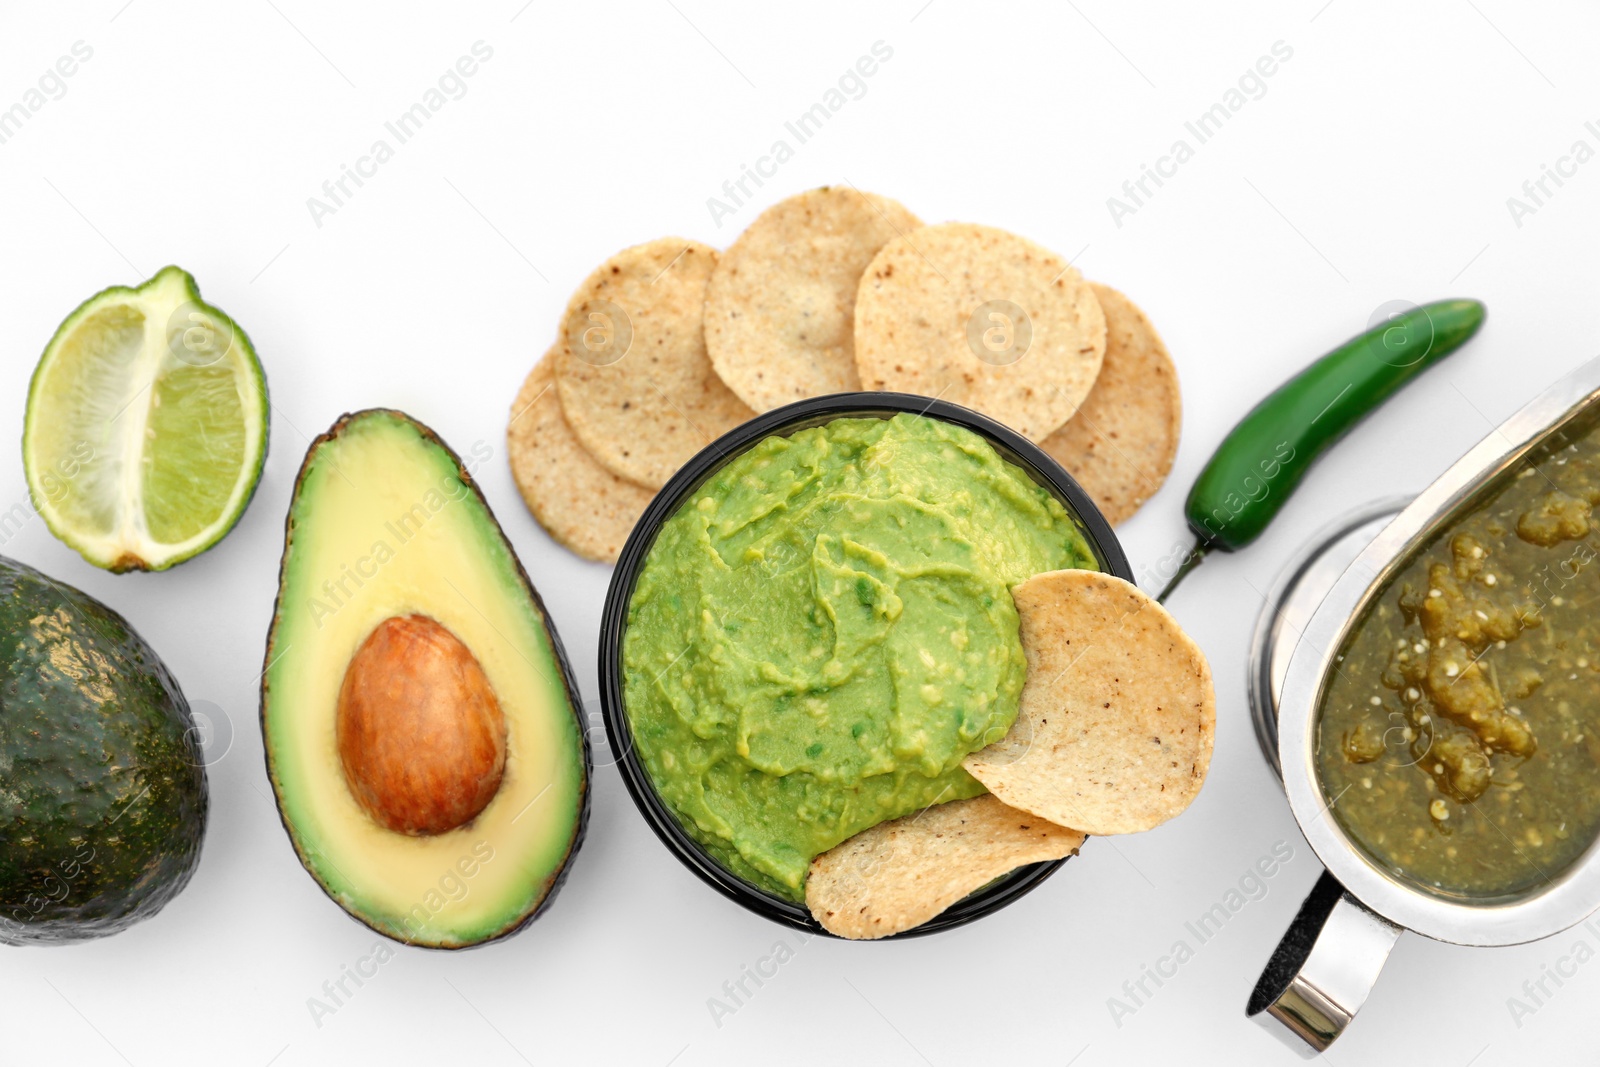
[0,556,208,945]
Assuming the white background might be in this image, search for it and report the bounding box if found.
[2,1,1597,1064]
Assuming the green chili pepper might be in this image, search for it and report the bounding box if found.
[1158,298,1486,600]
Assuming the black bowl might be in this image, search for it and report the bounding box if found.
[599,393,1134,938]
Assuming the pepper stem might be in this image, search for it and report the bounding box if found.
[1156,538,1210,603]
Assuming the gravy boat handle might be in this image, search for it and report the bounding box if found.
[1246,869,1403,1055]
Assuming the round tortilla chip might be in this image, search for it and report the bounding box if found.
[705,187,922,412]
[805,794,1085,940]
[963,570,1214,835]
[1041,283,1181,526]
[853,222,1107,442]
[507,351,655,564]
[555,238,754,489]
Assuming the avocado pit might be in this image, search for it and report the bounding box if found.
[336,614,507,836]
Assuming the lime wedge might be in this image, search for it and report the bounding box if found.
[23,267,269,572]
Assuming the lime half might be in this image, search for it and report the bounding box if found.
[23,267,269,572]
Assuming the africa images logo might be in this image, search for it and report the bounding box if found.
[305,42,495,228]
[0,41,94,148]
[704,41,896,229]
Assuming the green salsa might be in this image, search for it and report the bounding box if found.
[1318,415,1600,899]
[622,414,1096,901]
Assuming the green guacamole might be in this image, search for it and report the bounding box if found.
[622,414,1097,900]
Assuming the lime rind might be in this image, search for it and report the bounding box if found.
[22,267,270,572]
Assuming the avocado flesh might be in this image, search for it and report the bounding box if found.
[262,410,588,949]
[0,556,207,944]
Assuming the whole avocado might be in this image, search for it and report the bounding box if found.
[0,556,208,944]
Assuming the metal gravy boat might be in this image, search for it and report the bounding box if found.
[1246,355,1600,1052]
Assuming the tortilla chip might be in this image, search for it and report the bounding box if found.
[964,570,1214,835]
[1041,283,1181,525]
[805,794,1085,939]
[806,796,1081,940]
[705,187,922,412]
[507,350,655,564]
[853,223,1106,442]
[555,239,754,489]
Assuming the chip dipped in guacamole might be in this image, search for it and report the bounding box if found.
[621,413,1098,900]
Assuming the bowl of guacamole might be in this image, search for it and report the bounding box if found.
[598,393,1133,935]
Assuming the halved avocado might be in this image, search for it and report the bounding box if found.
[261,410,588,949]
